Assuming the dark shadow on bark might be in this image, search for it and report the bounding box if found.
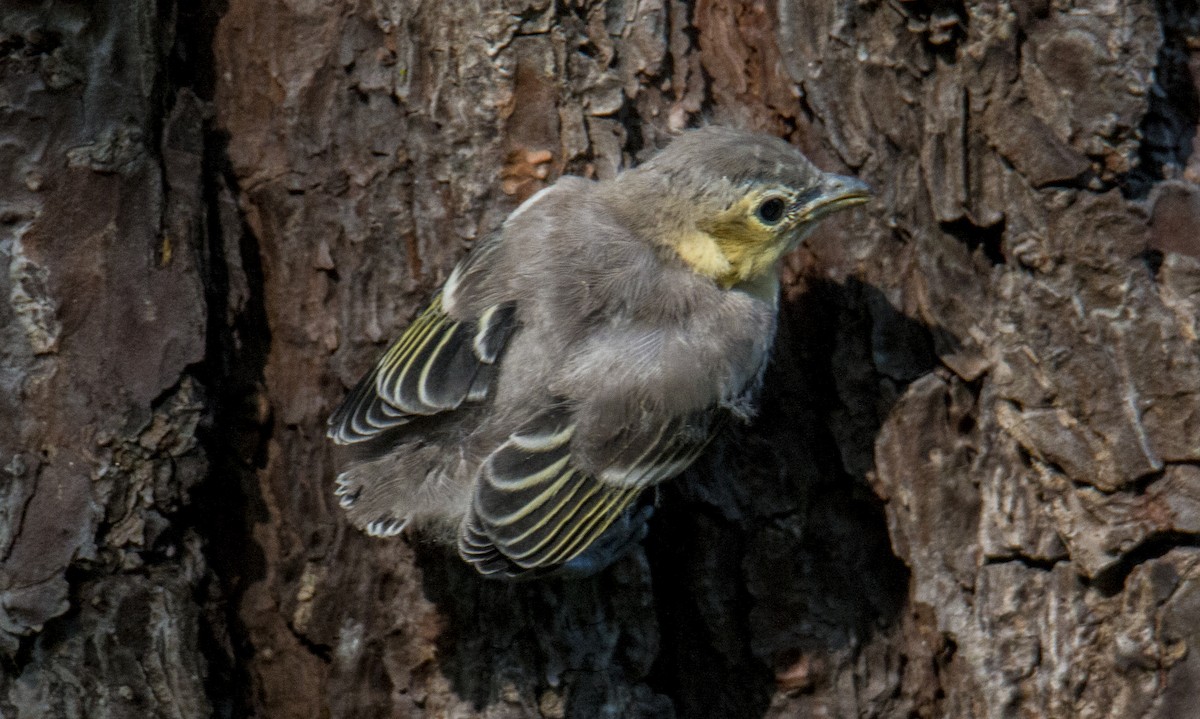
[154,2,272,716]
[414,541,673,717]
[644,276,925,718]
[1121,0,1200,198]
[187,126,274,719]
[412,276,946,718]
[176,41,273,719]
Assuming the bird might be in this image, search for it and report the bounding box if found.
[327,126,870,579]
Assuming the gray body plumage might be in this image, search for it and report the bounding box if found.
[329,127,868,577]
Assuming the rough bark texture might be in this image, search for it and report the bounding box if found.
[3,1,1200,717]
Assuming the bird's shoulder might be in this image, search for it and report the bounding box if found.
[447,172,777,348]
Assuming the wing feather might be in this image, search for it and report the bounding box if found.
[327,292,516,445]
[459,406,720,576]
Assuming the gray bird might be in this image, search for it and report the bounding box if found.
[328,126,869,578]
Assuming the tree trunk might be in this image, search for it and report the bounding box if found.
[3,1,1200,717]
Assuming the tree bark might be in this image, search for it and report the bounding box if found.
[3,1,1200,717]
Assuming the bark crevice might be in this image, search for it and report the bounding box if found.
[170,3,275,714]
[1123,0,1200,198]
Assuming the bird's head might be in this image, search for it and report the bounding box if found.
[615,127,870,290]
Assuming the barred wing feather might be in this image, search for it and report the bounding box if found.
[327,292,516,444]
[459,407,718,576]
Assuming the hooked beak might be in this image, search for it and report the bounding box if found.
[790,173,871,223]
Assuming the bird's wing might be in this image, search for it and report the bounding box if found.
[327,237,516,445]
[459,406,719,576]
[456,259,760,577]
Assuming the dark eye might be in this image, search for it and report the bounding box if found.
[756,196,787,225]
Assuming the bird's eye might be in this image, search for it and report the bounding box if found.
[755,196,787,225]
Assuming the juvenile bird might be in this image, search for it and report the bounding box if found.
[328,126,869,578]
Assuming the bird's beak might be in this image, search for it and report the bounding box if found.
[790,173,871,223]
